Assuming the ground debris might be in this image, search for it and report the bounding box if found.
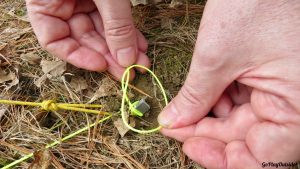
[20,52,41,65]
[0,108,6,119]
[170,0,184,8]
[114,117,136,137]
[0,68,19,90]
[41,60,66,78]
[28,149,52,169]
[70,76,88,92]
[35,60,67,87]
[88,77,118,103]
[131,0,148,6]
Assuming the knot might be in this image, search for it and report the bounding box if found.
[41,100,59,111]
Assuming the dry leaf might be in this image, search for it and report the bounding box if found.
[21,52,41,65]
[41,60,66,78]
[131,0,148,6]
[70,76,88,92]
[0,109,6,119]
[34,74,47,88]
[88,77,118,103]
[114,118,136,137]
[0,70,15,83]
[35,60,67,87]
[169,0,184,8]
[28,149,52,169]
[0,68,19,90]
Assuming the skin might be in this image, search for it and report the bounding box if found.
[25,0,150,80]
[26,0,300,168]
[158,0,300,168]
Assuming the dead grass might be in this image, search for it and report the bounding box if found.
[2,1,298,169]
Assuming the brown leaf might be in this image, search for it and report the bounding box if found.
[34,74,47,88]
[0,70,15,83]
[114,118,136,137]
[169,0,184,8]
[21,52,41,65]
[0,68,19,90]
[131,0,148,6]
[35,60,67,87]
[70,76,88,92]
[28,149,52,169]
[88,77,118,103]
[40,60,66,78]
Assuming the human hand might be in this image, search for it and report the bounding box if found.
[158,0,300,168]
[26,0,150,80]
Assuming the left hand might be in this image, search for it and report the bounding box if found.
[26,0,150,80]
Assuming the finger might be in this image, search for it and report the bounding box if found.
[183,138,260,169]
[183,137,226,169]
[225,141,261,169]
[28,12,107,71]
[26,0,107,71]
[26,0,75,20]
[247,123,300,165]
[68,14,134,80]
[161,104,258,143]
[137,29,148,52]
[47,39,107,71]
[89,11,105,38]
[26,0,73,48]
[90,12,148,54]
[68,13,135,80]
[68,14,109,55]
[74,0,96,13]
[160,125,196,142]
[158,33,238,128]
[94,0,137,67]
[135,52,151,73]
[195,104,258,143]
[104,53,135,81]
[213,92,233,118]
[247,90,300,163]
[226,82,251,105]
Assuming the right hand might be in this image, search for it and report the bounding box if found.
[26,0,150,80]
[158,0,300,168]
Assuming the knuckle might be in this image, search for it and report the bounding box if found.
[105,19,134,40]
[179,84,204,106]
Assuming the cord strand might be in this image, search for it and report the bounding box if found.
[121,65,168,134]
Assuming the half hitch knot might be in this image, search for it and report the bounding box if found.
[41,100,59,111]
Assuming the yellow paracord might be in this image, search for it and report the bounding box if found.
[121,64,168,134]
[1,64,167,168]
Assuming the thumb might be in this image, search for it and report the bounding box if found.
[94,0,137,67]
[158,41,237,129]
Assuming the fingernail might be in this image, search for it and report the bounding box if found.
[158,104,178,128]
[117,46,136,67]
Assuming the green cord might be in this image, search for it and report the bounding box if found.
[1,115,112,169]
[121,65,168,134]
